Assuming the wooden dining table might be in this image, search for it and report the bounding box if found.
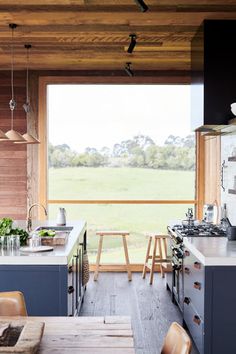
[0,315,135,354]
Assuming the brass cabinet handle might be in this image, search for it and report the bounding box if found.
[184,267,190,274]
[194,281,201,290]
[194,261,201,270]
[193,315,201,326]
[185,250,190,256]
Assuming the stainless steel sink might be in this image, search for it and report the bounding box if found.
[35,226,73,232]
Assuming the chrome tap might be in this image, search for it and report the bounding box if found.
[27,203,47,232]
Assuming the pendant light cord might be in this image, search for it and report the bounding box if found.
[11,26,14,130]
[11,26,14,102]
[26,46,29,104]
[9,24,17,131]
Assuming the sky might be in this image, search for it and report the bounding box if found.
[48,84,191,153]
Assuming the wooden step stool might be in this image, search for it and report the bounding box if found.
[94,230,132,281]
[142,233,171,285]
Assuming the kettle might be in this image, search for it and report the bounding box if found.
[203,203,218,224]
[56,207,66,226]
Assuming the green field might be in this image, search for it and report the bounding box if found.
[49,167,195,263]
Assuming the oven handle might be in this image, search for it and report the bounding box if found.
[172,262,181,271]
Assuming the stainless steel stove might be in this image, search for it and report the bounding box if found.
[172,223,226,238]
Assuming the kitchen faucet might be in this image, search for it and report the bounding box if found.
[27,203,47,232]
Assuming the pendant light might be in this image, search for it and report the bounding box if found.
[5,24,26,142]
[15,44,40,144]
[0,130,9,141]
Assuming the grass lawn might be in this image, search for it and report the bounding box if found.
[49,167,195,263]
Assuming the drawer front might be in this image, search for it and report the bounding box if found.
[184,301,204,354]
[184,248,205,318]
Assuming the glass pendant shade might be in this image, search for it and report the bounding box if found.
[4,24,25,142]
[16,44,40,145]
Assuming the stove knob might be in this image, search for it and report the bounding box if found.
[176,236,182,244]
[184,297,190,305]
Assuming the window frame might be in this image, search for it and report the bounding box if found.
[38,76,199,268]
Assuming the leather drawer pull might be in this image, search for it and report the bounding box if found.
[184,267,190,274]
[193,315,201,326]
[194,281,201,290]
[68,286,74,294]
[194,261,201,270]
[184,297,190,305]
[185,250,190,256]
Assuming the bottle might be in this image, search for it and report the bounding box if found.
[56,208,66,226]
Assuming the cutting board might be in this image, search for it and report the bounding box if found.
[20,246,53,253]
[40,231,69,246]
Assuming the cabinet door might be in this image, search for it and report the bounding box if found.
[67,255,77,316]
[184,248,204,318]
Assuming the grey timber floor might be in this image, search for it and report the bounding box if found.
[80,272,198,354]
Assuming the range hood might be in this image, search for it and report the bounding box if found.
[191,20,236,133]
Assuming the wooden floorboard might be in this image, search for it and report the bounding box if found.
[81,272,199,354]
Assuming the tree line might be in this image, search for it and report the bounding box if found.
[48,134,195,171]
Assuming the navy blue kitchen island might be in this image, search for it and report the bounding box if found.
[0,220,87,316]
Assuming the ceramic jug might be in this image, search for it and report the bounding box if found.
[56,207,66,226]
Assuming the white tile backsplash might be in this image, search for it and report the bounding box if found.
[221,134,236,225]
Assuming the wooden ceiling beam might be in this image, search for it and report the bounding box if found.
[0,11,235,26]
[0,0,234,5]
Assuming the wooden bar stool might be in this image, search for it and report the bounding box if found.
[142,233,171,284]
[94,230,132,281]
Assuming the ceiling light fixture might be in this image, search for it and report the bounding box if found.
[5,24,26,142]
[16,44,40,144]
[124,62,134,77]
[134,0,149,12]
[127,34,137,53]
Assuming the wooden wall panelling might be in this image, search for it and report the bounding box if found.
[0,71,27,220]
[196,132,205,219]
[27,71,40,218]
[204,135,221,208]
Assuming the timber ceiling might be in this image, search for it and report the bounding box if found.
[0,0,236,72]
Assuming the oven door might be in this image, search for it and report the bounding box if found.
[166,237,173,291]
[172,255,183,312]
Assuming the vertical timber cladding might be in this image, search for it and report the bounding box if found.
[204,135,221,207]
[0,71,27,219]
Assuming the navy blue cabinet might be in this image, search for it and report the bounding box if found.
[183,248,205,353]
[0,230,87,316]
[184,246,236,354]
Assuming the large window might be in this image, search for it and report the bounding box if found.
[46,83,195,264]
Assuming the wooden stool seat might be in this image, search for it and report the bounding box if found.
[94,230,132,281]
[142,233,171,284]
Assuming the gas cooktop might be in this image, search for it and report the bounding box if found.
[172,223,226,237]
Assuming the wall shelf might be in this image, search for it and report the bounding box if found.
[228,189,236,194]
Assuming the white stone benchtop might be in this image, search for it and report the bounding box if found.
[183,236,236,266]
[0,220,86,265]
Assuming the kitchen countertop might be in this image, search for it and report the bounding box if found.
[0,220,86,265]
[183,236,236,266]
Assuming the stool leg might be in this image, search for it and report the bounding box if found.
[159,239,164,278]
[142,236,152,279]
[122,235,132,281]
[94,235,103,281]
[150,237,157,285]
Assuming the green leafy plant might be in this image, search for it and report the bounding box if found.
[38,229,56,237]
[0,218,29,246]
